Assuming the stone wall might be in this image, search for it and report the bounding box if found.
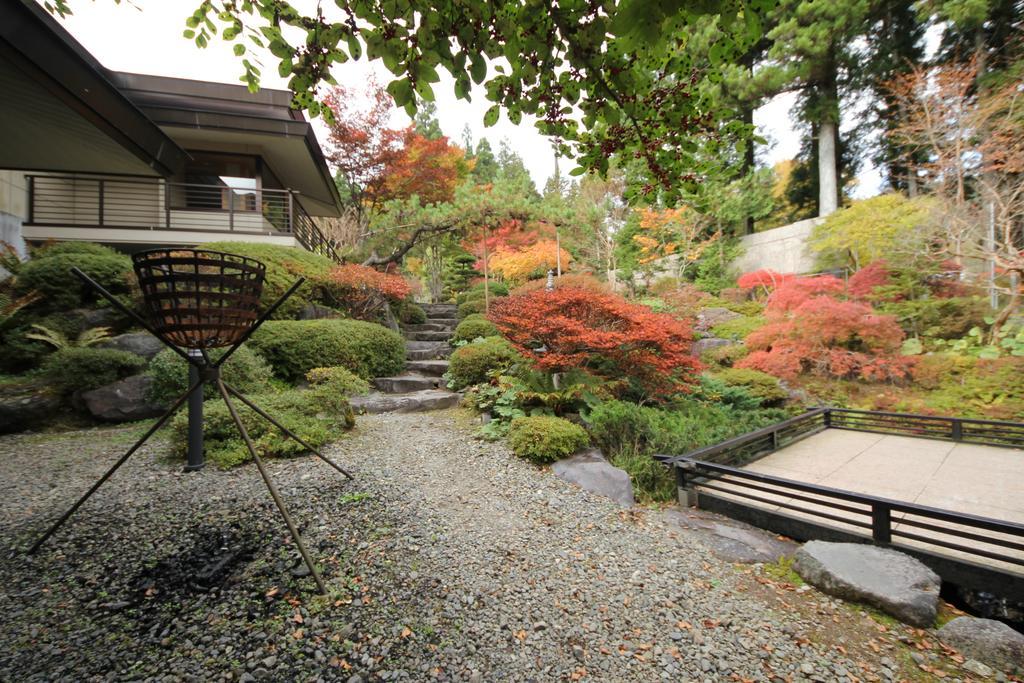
[733,217,822,275]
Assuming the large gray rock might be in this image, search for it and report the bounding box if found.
[691,337,735,358]
[81,374,165,422]
[938,617,1024,674]
[99,332,164,360]
[793,541,940,627]
[551,448,634,508]
[663,507,797,564]
[695,307,741,332]
[349,390,460,414]
[0,382,63,433]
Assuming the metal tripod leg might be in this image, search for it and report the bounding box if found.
[29,378,205,554]
[215,380,327,594]
[222,382,355,480]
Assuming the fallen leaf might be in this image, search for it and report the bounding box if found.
[400,627,412,638]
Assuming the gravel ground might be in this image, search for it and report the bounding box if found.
[0,409,991,682]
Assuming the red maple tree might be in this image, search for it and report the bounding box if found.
[489,287,700,400]
[324,263,413,320]
[373,128,472,206]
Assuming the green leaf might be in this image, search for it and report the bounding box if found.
[387,79,414,107]
[470,54,487,84]
[483,105,500,127]
[233,43,245,57]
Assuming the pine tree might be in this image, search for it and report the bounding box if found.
[496,138,537,195]
[413,101,444,140]
[471,138,498,184]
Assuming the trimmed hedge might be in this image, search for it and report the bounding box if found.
[712,367,788,406]
[397,300,427,324]
[507,415,589,465]
[458,298,487,319]
[170,388,354,468]
[201,242,338,319]
[710,315,766,341]
[17,246,132,310]
[146,346,273,402]
[451,314,499,344]
[42,347,146,394]
[250,318,405,383]
[447,336,522,390]
[305,366,370,414]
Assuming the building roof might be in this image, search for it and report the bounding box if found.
[0,0,342,217]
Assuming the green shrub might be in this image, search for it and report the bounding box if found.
[305,366,370,413]
[201,241,338,319]
[712,367,789,406]
[250,318,405,383]
[170,388,354,468]
[451,314,499,344]
[695,374,765,410]
[458,298,487,318]
[706,297,764,316]
[0,312,88,371]
[878,297,989,340]
[585,399,788,501]
[710,315,766,341]
[507,415,589,464]
[34,242,123,258]
[146,346,273,403]
[17,247,132,310]
[42,347,146,394]
[701,343,750,368]
[456,281,509,305]
[447,336,522,390]
[397,300,426,324]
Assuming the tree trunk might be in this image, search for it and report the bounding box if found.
[482,229,491,314]
[818,119,839,217]
[988,277,1020,344]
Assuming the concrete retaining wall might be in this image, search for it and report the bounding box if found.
[733,217,821,275]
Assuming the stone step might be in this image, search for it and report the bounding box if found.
[406,346,451,361]
[373,374,441,393]
[422,304,457,316]
[427,317,458,326]
[405,359,449,376]
[406,330,452,342]
[403,322,454,333]
[350,390,461,414]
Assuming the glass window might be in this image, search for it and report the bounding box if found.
[184,153,260,211]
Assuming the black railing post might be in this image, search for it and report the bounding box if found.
[823,408,831,427]
[951,419,963,441]
[676,462,698,507]
[97,178,105,226]
[229,191,235,231]
[871,504,892,544]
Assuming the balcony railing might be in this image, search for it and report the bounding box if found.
[25,174,340,262]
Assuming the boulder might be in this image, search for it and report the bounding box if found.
[551,448,634,508]
[0,382,63,433]
[299,304,340,320]
[81,374,165,422]
[937,617,1024,674]
[793,541,940,627]
[76,307,123,330]
[695,307,741,332]
[663,507,797,564]
[99,332,164,360]
[691,337,735,358]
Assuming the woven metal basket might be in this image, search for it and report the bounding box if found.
[132,249,266,349]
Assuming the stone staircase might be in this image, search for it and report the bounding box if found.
[349,304,462,414]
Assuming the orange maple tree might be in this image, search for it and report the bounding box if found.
[488,239,573,285]
[325,263,413,319]
[735,272,913,382]
[632,207,719,280]
[489,287,700,400]
[373,128,473,206]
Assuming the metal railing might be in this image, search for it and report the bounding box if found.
[660,408,1024,598]
[25,174,341,262]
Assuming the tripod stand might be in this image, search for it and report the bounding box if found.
[28,249,353,594]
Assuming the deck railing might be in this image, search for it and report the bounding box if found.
[25,174,341,262]
[657,408,1024,599]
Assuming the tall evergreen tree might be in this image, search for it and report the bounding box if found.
[496,138,537,195]
[413,101,444,140]
[471,138,499,184]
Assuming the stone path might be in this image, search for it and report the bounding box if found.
[351,303,461,414]
[0,409,979,682]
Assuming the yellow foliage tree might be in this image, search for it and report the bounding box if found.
[632,207,719,281]
[489,240,573,285]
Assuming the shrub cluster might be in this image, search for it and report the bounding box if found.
[305,366,370,413]
[42,347,146,394]
[451,314,499,344]
[251,319,405,383]
[170,388,354,469]
[146,346,273,402]
[586,399,788,501]
[446,336,523,390]
[711,368,789,406]
[17,243,132,311]
[506,415,589,465]
[397,300,426,325]
[710,315,766,341]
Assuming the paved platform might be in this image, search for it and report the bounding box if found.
[701,430,1024,573]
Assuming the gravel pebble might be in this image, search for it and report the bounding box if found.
[0,411,940,681]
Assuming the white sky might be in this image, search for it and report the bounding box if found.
[50,0,882,196]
